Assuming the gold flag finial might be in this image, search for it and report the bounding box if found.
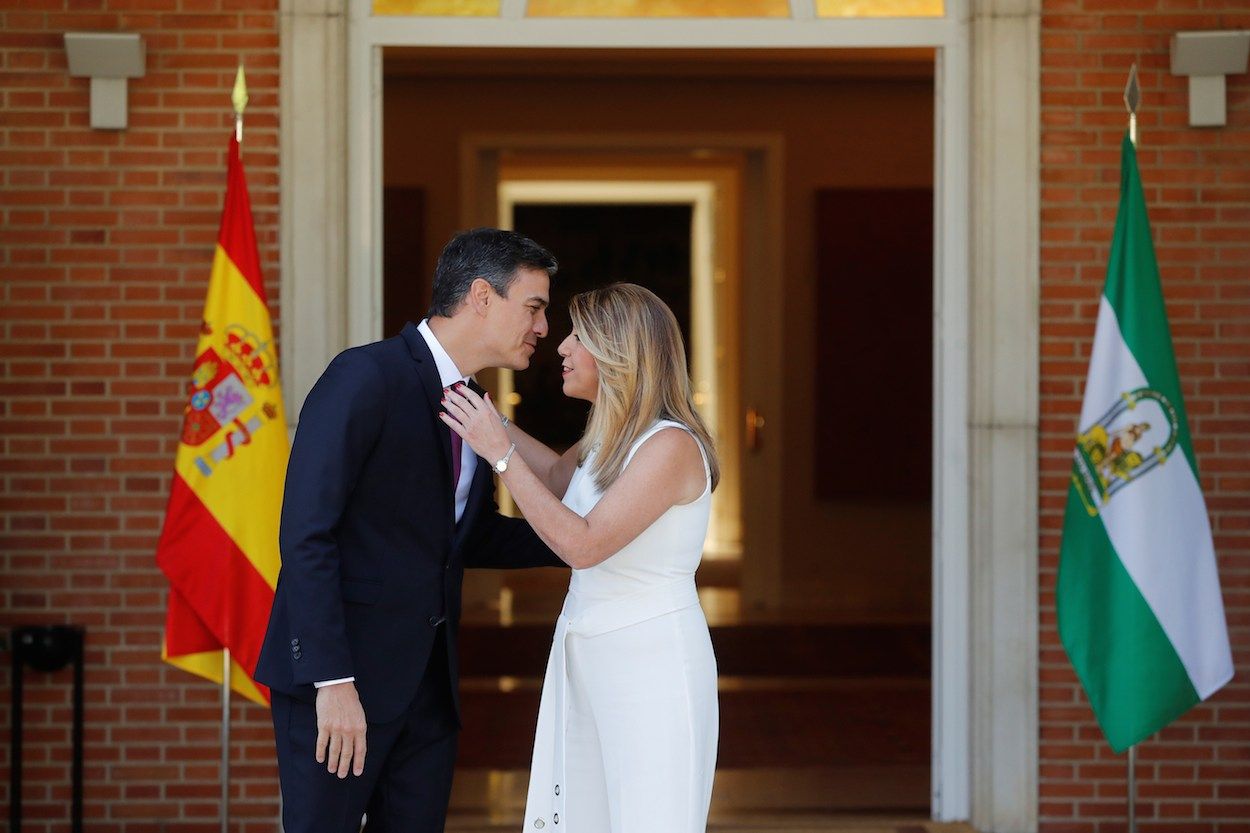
[1124,62,1140,146]
[232,65,248,143]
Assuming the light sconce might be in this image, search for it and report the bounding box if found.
[63,32,146,130]
[1170,30,1250,128]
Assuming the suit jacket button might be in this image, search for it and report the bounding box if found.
[290,638,299,647]
[292,650,302,660]
[428,615,445,627]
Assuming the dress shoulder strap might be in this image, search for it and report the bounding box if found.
[623,419,711,482]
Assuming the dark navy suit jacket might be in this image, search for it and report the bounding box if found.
[255,322,561,724]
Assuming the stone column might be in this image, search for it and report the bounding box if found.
[280,0,348,418]
[968,0,1041,830]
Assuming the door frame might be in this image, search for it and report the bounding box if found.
[278,1,1042,827]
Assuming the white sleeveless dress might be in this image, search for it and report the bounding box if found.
[523,420,719,833]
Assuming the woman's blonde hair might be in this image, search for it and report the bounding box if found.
[569,283,720,494]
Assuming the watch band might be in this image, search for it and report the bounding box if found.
[495,442,517,473]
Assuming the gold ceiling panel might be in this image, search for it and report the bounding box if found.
[373,0,499,15]
[372,0,944,18]
[526,0,790,16]
[815,0,943,16]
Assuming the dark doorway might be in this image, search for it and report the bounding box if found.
[814,187,933,500]
[509,202,693,450]
[382,186,426,338]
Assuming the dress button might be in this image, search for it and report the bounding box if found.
[553,813,559,824]
[533,820,545,829]
[554,785,560,796]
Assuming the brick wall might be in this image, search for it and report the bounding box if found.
[1039,2,1250,831]
[0,0,281,829]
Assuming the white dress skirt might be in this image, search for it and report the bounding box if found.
[523,421,719,833]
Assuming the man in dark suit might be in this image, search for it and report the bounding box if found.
[255,228,564,833]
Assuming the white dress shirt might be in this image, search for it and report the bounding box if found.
[418,318,478,523]
[314,320,476,690]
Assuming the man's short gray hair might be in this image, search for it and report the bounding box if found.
[429,228,557,318]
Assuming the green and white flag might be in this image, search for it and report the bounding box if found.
[1058,134,1234,753]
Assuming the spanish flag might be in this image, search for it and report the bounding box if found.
[156,133,288,705]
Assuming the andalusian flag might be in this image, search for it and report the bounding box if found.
[1058,134,1233,752]
[156,133,288,706]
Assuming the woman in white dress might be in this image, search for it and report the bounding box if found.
[441,283,719,833]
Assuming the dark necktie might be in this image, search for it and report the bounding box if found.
[450,430,462,494]
[446,378,483,497]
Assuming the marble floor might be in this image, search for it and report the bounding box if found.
[451,572,938,831]
[447,817,974,833]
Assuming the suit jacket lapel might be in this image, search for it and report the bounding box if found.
[399,322,455,498]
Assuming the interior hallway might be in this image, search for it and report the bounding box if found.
[384,47,938,827]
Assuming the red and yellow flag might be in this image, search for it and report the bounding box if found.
[157,134,288,705]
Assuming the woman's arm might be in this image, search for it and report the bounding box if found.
[504,420,580,498]
[441,387,704,569]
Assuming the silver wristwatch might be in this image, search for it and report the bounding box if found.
[493,442,517,474]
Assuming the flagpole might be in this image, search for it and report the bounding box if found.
[1121,61,1141,833]
[1127,744,1137,833]
[221,649,231,833]
[219,64,249,833]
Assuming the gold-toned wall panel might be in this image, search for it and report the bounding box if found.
[373,0,498,16]
[372,0,943,18]
[527,0,790,17]
[816,0,943,16]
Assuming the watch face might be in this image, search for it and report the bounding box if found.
[495,460,507,473]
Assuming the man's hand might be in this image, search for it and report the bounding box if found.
[315,682,368,778]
